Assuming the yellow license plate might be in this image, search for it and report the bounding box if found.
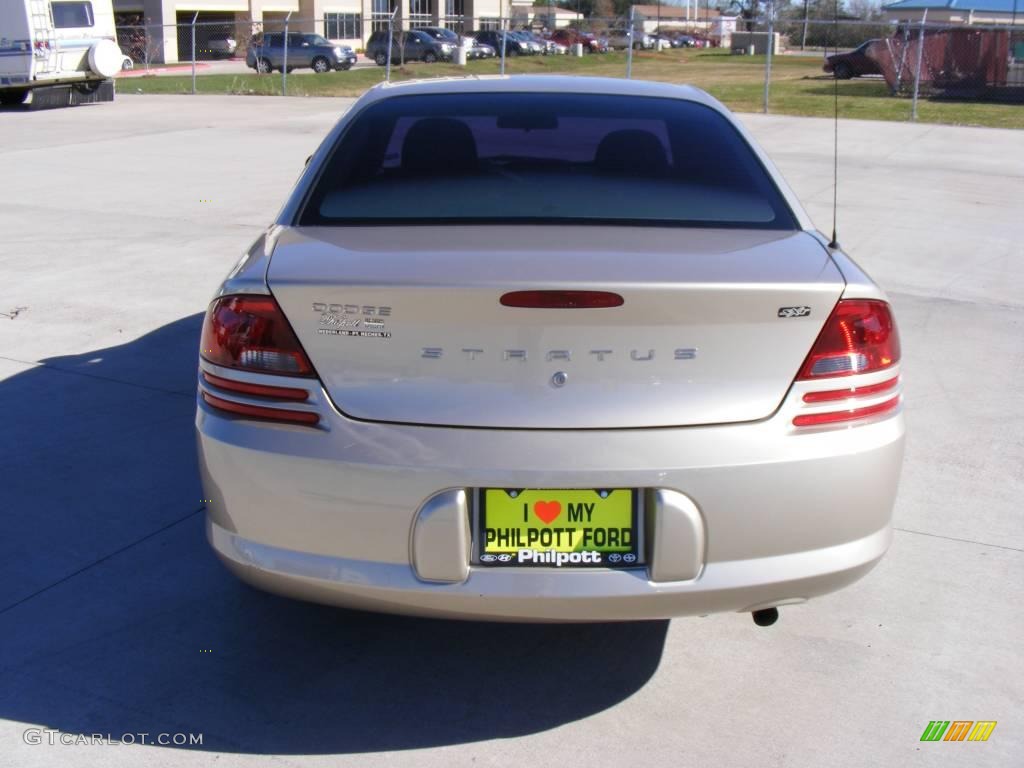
[478,489,640,568]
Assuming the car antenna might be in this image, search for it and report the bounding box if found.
[828,2,840,250]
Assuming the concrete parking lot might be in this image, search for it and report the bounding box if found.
[0,94,1021,768]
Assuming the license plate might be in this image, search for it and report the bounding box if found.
[477,489,641,568]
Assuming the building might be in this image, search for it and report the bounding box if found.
[883,0,1024,25]
[513,1,581,30]
[629,3,720,33]
[113,0,509,62]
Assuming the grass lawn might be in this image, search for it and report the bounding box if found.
[116,50,1024,130]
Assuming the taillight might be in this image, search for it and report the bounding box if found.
[793,300,902,429]
[802,375,899,403]
[797,300,899,380]
[793,396,900,427]
[201,392,319,425]
[200,295,313,376]
[201,371,308,401]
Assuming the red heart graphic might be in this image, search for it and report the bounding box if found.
[533,501,561,525]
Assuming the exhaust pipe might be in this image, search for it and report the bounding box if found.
[752,607,779,627]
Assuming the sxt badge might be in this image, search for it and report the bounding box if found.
[778,306,812,318]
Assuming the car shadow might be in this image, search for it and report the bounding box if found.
[0,313,668,754]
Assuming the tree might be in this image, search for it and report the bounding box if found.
[847,0,883,20]
[592,0,615,23]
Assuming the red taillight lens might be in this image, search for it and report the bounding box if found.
[797,299,900,379]
[793,395,901,427]
[802,375,899,403]
[200,295,313,377]
[201,392,319,425]
[201,371,309,402]
[500,290,624,309]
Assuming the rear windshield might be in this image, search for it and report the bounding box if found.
[299,93,797,229]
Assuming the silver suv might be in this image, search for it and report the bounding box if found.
[246,33,357,74]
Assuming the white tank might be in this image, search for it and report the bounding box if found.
[88,39,123,78]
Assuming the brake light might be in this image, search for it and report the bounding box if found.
[200,295,313,376]
[797,300,899,379]
[793,396,900,427]
[802,375,899,403]
[500,290,624,309]
[201,392,319,425]
[201,371,309,401]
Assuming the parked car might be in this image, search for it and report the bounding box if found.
[197,75,905,625]
[366,30,453,65]
[672,34,698,48]
[418,26,461,45]
[545,39,569,55]
[824,40,883,79]
[247,33,356,73]
[607,28,654,50]
[417,27,495,59]
[472,30,532,56]
[467,38,497,59]
[511,31,545,55]
[549,28,608,53]
[206,32,238,59]
[513,30,558,54]
[649,33,675,49]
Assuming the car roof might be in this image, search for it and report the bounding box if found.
[366,75,720,110]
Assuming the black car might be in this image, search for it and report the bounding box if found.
[823,40,884,80]
[366,30,453,65]
[246,33,357,73]
[472,30,531,56]
[418,26,460,45]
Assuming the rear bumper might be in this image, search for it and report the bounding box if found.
[209,519,891,621]
[197,362,905,621]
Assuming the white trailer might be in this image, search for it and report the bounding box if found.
[0,0,123,108]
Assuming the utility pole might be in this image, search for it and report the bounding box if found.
[801,0,809,50]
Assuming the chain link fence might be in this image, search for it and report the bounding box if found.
[112,12,1024,126]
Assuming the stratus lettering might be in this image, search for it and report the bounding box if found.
[421,347,698,361]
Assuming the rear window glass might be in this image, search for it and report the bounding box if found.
[300,93,797,229]
[52,1,94,28]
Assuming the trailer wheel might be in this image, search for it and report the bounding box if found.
[0,90,28,105]
[72,80,102,94]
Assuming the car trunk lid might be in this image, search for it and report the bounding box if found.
[267,226,844,429]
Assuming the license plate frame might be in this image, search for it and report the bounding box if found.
[474,488,644,568]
